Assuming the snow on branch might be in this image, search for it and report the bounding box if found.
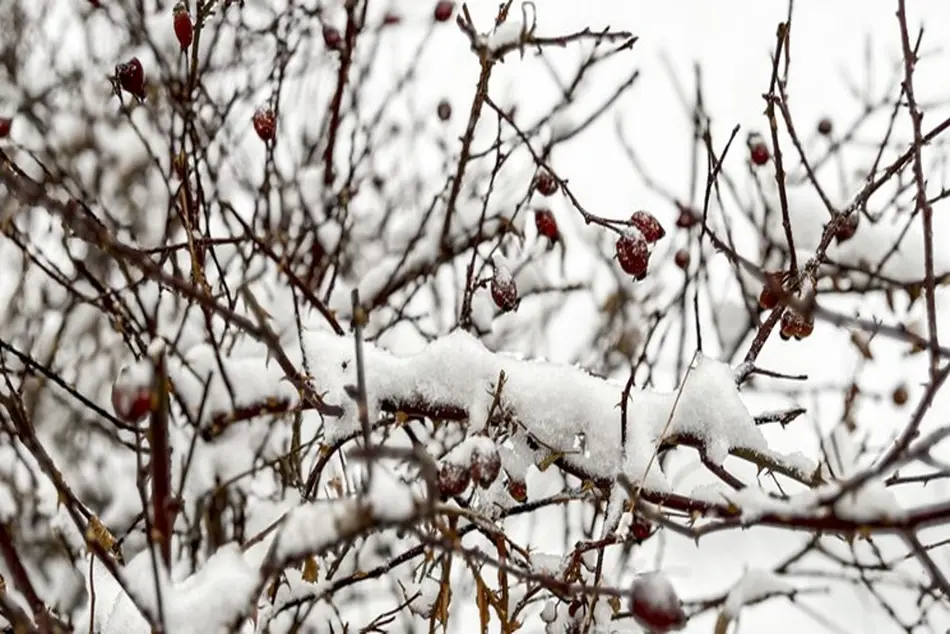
[183,327,817,496]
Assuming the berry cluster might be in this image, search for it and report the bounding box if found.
[437,439,502,497]
[615,210,666,280]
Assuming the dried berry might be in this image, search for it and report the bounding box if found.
[629,210,665,243]
[534,169,558,197]
[535,209,559,242]
[436,99,452,122]
[470,444,501,488]
[507,479,527,503]
[758,271,784,310]
[252,107,276,141]
[115,57,146,101]
[323,25,343,51]
[675,205,698,229]
[630,573,687,633]
[382,12,401,26]
[780,307,813,341]
[834,213,859,244]
[817,117,833,136]
[173,2,193,52]
[616,232,650,280]
[892,385,908,406]
[490,266,519,312]
[673,249,690,270]
[438,462,470,497]
[433,1,454,22]
[0,117,10,139]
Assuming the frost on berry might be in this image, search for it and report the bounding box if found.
[322,25,343,51]
[469,443,501,488]
[111,362,154,424]
[629,210,665,243]
[507,478,527,503]
[253,107,276,141]
[114,57,146,102]
[779,307,813,341]
[437,462,470,497]
[439,437,500,493]
[534,209,559,242]
[490,265,519,313]
[630,572,687,633]
[534,169,558,197]
[616,231,650,280]
[433,1,454,23]
[173,2,194,52]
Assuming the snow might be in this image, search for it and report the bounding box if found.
[487,19,525,53]
[659,352,768,465]
[721,568,794,618]
[443,436,497,466]
[90,544,259,634]
[272,469,421,561]
[294,328,801,493]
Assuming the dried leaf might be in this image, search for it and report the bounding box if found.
[302,556,319,583]
[536,451,564,472]
[849,331,873,360]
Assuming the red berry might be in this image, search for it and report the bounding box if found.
[534,169,558,197]
[438,462,470,497]
[173,3,193,52]
[433,1,454,22]
[833,213,859,244]
[630,573,687,633]
[383,13,401,26]
[616,232,650,280]
[630,517,653,542]
[675,204,698,229]
[252,107,276,141]
[469,443,501,488]
[436,99,452,122]
[817,117,833,136]
[673,249,689,270]
[534,209,559,242]
[115,57,146,101]
[629,210,665,243]
[322,25,343,51]
[490,267,519,313]
[0,117,10,139]
[507,479,527,503]
[750,142,770,166]
[111,365,153,424]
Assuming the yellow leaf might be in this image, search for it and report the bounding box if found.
[302,557,319,583]
[536,452,564,472]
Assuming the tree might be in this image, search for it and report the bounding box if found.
[0,1,949,632]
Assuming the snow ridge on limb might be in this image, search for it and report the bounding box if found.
[283,327,815,494]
